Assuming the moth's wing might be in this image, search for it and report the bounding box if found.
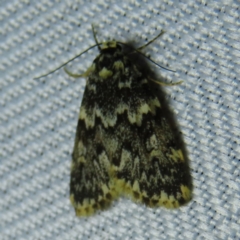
[70,113,119,216]
[112,87,192,209]
[70,54,191,215]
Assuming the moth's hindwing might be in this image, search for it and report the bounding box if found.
[70,42,191,216]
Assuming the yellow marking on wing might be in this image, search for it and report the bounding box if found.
[70,184,120,217]
[113,60,124,70]
[99,67,113,79]
[180,185,191,200]
[168,148,185,162]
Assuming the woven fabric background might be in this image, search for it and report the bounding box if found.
[0,1,239,239]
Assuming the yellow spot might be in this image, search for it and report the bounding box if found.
[139,103,151,114]
[113,61,124,70]
[168,148,185,162]
[79,106,95,129]
[160,190,168,202]
[178,149,184,162]
[148,98,161,111]
[101,41,117,49]
[115,179,126,192]
[77,156,86,164]
[180,185,191,200]
[132,180,140,193]
[99,67,113,79]
[157,191,180,209]
[102,184,109,195]
[128,99,161,125]
[128,103,150,126]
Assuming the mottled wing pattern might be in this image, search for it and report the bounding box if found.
[70,42,191,216]
[70,118,119,216]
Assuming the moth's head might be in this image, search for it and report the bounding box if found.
[92,41,124,79]
[100,41,122,53]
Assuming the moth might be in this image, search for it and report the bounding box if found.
[68,27,191,216]
[35,26,192,216]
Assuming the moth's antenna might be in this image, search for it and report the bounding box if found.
[91,24,101,51]
[117,30,175,72]
[135,49,176,72]
[118,41,175,73]
[33,43,100,80]
[34,25,102,80]
[136,30,165,51]
[34,28,175,79]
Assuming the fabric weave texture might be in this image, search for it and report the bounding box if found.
[0,1,239,240]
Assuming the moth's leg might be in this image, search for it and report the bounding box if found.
[148,77,183,86]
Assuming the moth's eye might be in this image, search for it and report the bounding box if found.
[99,56,112,69]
